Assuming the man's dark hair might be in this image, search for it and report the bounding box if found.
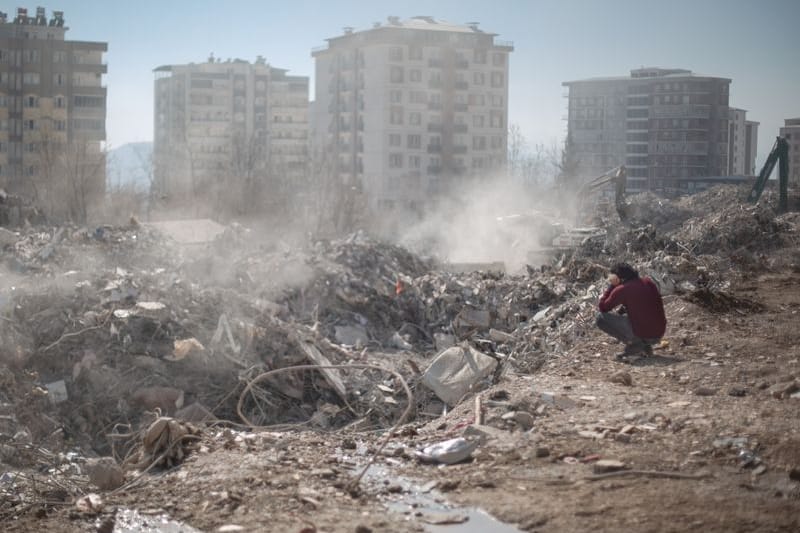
[611,262,639,282]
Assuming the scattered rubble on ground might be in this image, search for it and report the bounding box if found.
[1,184,800,532]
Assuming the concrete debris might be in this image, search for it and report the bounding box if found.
[422,345,498,406]
[768,380,800,399]
[84,457,124,490]
[609,371,633,386]
[592,460,626,474]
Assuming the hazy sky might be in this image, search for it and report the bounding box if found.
[39,0,799,161]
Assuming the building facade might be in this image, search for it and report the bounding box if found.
[153,57,308,214]
[780,118,800,186]
[728,107,758,176]
[563,68,732,195]
[312,16,513,214]
[0,7,107,214]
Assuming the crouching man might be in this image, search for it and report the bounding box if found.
[597,262,666,360]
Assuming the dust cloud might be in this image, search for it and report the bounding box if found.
[398,173,562,272]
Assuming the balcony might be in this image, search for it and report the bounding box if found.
[452,145,468,154]
[451,124,468,133]
[455,60,469,70]
[428,123,443,132]
[427,144,442,153]
[428,79,442,89]
[427,165,442,174]
[428,102,443,111]
[428,58,443,68]
[453,103,468,112]
[454,81,469,90]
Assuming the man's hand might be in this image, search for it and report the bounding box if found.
[608,274,621,286]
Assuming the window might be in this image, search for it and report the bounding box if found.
[490,111,503,128]
[430,136,441,147]
[54,73,65,86]
[389,133,402,146]
[390,107,403,125]
[55,120,66,131]
[24,96,37,107]
[409,155,421,168]
[408,134,422,149]
[409,46,423,60]
[53,50,66,63]
[409,112,421,125]
[390,66,404,83]
[55,95,65,108]
[473,115,485,127]
[473,72,485,85]
[490,72,504,88]
[23,50,39,63]
[409,69,421,82]
[389,153,403,168]
[389,47,403,61]
[473,50,487,64]
[74,95,104,107]
[468,94,485,106]
[23,72,40,85]
[491,94,504,107]
[492,52,505,66]
[472,136,486,150]
[390,90,402,103]
[409,91,426,104]
[24,119,36,131]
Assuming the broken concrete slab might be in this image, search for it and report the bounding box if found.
[454,308,491,330]
[334,324,368,347]
[422,345,497,406]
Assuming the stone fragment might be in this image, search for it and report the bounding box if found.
[728,386,747,397]
[463,424,509,444]
[693,386,717,397]
[768,380,799,399]
[610,371,633,386]
[85,457,124,490]
[592,459,626,474]
[489,328,514,343]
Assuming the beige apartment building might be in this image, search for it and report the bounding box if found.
[563,68,732,195]
[0,7,107,213]
[780,118,800,186]
[728,107,758,176]
[312,16,513,215]
[153,57,309,214]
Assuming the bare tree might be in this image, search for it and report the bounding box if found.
[34,125,105,223]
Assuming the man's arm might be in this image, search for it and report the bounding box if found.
[599,284,625,312]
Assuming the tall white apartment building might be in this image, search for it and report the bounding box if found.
[780,118,800,186]
[312,16,513,214]
[728,107,758,175]
[153,57,308,214]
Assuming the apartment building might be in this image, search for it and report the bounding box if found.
[780,118,800,186]
[728,108,758,176]
[0,7,107,203]
[312,16,513,214]
[563,68,731,195]
[153,57,308,213]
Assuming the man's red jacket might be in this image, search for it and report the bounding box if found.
[599,276,667,339]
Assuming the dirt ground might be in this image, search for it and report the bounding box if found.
[8,269,799,533]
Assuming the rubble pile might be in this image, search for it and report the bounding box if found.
[0,184,799,525]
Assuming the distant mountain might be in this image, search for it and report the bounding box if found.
[107,142,153,193]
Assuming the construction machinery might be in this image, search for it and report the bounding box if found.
[576,165,628,224]
[746,136,789,213]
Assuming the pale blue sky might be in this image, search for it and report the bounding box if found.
[25,0,800,161]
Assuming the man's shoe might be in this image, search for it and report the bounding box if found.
[616,343,644,360]
[642,344,654,357]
